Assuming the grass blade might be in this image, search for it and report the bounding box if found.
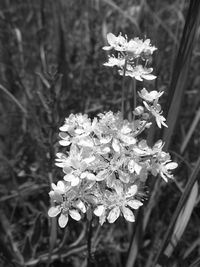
[164,182,198,257]
[102,0,140,33]
[0,83,27,115]
[180,107,200,154]
[152,155,200,266]
[163,0,200,149]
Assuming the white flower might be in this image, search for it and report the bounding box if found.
[49,107,177,228]
[133,106,145,116]
[119,65,157,81]
[48,203,83,228]
[49,181,69,203]
[94,205,106,217]
[128,159,142,175]
[138,88,164,102]
[143,100,168,128]
[103,33,157,57]
[103,55,125,68]
[102,33,128,51]
[158,161,178,182]
[58,213,69,228]
[107,183,142,223]
[56,145,96,186]
[126,38,157,58]
[55,152,70,168]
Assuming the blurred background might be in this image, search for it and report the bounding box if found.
[0,0,200,266]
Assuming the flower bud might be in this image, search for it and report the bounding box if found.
[133,106,144,116]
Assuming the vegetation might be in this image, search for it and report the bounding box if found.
[0,1,200,267]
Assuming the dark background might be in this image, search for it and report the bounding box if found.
[0,0,200,266]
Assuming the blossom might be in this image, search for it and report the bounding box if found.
[95,152,129,185]
[103,33,157,82]
[138,88,164,102]
[49,107,176,227]
[48,205,82,228]
[103,55,125,68]
[97,111,136,152]
[47,32,178,229]
[143,100,168,128]
[59,114,97,147]
[151,157,178,182]
[48,181,87,227]
[56,145,96,186]
[126,37,157,58]
[158,161,178,181]
[49,181,69,203]
[102,33,128,51]
[50,109,176,227]
[94,183,143,224]
[133,106,145,116]
[119,65,157,81]
[103,33,157,57]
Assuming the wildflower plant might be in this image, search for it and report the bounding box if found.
[103,33,157,81]
[48,32,178,229]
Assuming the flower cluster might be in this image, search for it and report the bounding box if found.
[103,33,157,81]
[48,33,177,228]
[48,111,177,227]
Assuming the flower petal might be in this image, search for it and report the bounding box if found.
[126,185,138,197]
[118,170,130,183]
[100,136,112,144]
[107,206,120,223]
[165,162,178,170]
[102,46,112,51]
[49,191,63,203]
[113,180,123,196]
[64,174,75,182]
[58,214,69,228]
[94,205,105,217]
[112,138,120,153]
[69,209,81,221]
[142,74,157,80]
[76,200,87,213]
[59,125,70,131]
[57,181,66,193]
[59,140,71,146]
[96,170,107,181]
[107,32,116,45]
[75,128,85,134]
[48,206,61,217]
[122,207,135,222]
[86,173,96,180]
[127,200,143,209]
[71,177,80,186]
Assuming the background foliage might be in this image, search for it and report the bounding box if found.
[0,0,200,266]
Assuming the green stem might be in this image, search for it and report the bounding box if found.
[132,78,136,120]
[121,59,128,118]
[87,219,93,267]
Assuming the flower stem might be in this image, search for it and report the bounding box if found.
[87,219,93,267]
[132,78,136,120]
[121,59,128,118]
